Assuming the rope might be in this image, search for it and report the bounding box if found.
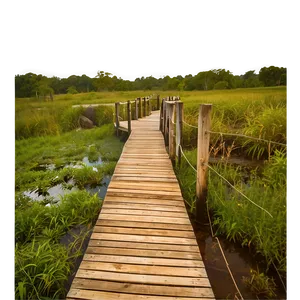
[182,120,198,129]
[178,145,197,173]
[204,163,273,218]
[206,200,244,300]
[207,130,286,147]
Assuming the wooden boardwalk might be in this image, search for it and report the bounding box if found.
[67,111,215,300]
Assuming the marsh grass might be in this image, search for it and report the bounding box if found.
[15,122,124,299]
[175,148,286,281]
[15,191,100,300]
[243,268,277,298]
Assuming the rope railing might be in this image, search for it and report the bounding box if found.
[179,144,245,299]
[179,144,273,217]
[206,200,244,300]
[204,162,273,218]
[178,145,197,173]
[182,120,198,129]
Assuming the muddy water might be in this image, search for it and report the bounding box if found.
[190,215,286,299]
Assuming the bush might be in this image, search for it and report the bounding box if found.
[59,107,84,132]
[67,86,78,94]
[214,81,229,90]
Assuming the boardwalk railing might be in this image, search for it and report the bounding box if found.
[160,97,286,219]
[160,98,212,218]
[114,95,161,135]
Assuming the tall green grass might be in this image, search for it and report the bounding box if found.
[175,148,286,276]
[15,121,124,299]
[15,191,100,299]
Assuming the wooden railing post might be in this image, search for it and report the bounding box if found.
[164,102,169,146]
[138,97,142,118]
[168,103,175,159]
[196,104,212,219]
[149,98,152,114]
[163,99,167,136]
[176,101,183,165]
[159,99,164,131]
[135,99,138,120]
[127,100,131,134]
[115,102,120,136]
[143,97,146,117]
[157,95,160,110]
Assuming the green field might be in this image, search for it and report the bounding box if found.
[15,87,286,299]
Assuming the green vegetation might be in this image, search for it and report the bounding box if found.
[15,123,124,299]
[15,66,286,98]
[15,86,286,298]
[243,269,277,298]
[174,86,286,297]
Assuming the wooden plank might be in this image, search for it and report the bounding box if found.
[80,261,206,277]
[93,226,195,238]
[114,165,173,171]
[100,208,187,218]
[112,173,176,179]
[112,170,174,175]
[86,245,201,259]
[103,202,186,212]
[88,239,199,252]
[90,233,197,245]
[109,180,181,192]
[120,156,170,160]
[74,269,211,287]
[67,288,213,300]
[99,214,191,225]
[107,188,181,197]
[96,219,192,231]
[103,196,185,207]
[71,278,215,298]
[112,176,178,183]
[105,191,183,200]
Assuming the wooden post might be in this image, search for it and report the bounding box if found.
[159,99,164,131]
[135,99,138,120]
[149,98,152,114]
[196,104,212,219]
[168,103,175,159]
[163,100,167,135]
[143,97,146,117]
[176,101,183,165]
[138,97,142,118]
[164,102,169,146]
[115,102,120,136]
[127,100,132,134]
[157,95,160,110]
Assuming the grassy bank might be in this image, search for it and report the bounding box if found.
[15,124,124,299]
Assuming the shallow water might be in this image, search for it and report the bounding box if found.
[23,180,78,202]
[82,156,103,166]
[85,175,111,199]
[24,155,109,203]
[191,215,286,299]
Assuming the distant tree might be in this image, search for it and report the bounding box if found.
[67,86,78,94]
[15,73,39,97]
[259,66,286,86]
[38,77,54,101]
[214,81,229,90]
[95,71,114,91]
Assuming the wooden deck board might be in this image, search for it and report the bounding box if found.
[66,110,215,299]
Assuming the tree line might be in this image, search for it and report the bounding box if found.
[15,66,286,98]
